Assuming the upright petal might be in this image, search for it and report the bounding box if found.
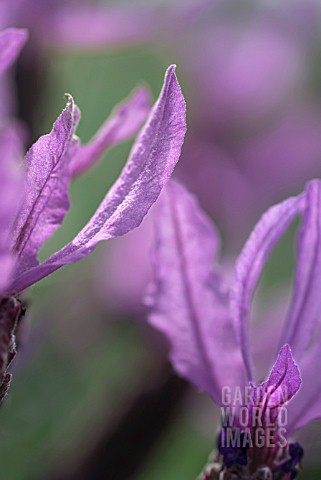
[70,87,150,178]
[0,28,28,76]
[231,194,305,380]
[11,96,80,273]
[287,341,321,432]
[146,179,247,404]
[9,65,186,293]
[279,180,321,359]
[257,344,301,409]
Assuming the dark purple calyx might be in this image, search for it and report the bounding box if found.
[218,428,249,468]
[280,442,304,479]
[0,296,23,405]
[197,432,304,479]
[216,429,305,479]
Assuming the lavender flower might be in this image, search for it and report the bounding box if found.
[0,60,186,400]
[145,178,321,478]
[4,65,186,293]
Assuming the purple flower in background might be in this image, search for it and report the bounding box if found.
[0,27,28,120]
[165,0,321,244]
[0,0,162,49]
[145,177,321,478]
[0,28,27,77]
[0,0,169,127]
[0,54,186,400]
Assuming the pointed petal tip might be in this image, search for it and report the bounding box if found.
[63,93,74,107]
[280,343,300,370]
[166,65,180,85]
[132,86,150,104]
[257,343,302,413]
[62,94,81,127]
[120,85,151,113]
[133,84,150,96]
[277,343,302,391]
[304,177,321,193]
[167,64,177,73]
[17,28,28,42]
[164,65,181,89]
[280,344,291,354]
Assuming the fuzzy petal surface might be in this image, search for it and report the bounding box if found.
[146,179,247,404]
[11,96,79,274]
[257,344,301,410]
[9,65,186,293]
[287,341,321,432]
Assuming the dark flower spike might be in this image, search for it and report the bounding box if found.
[218,430,249,469]
[289,443,304,461]
[0,297,22,405]
[5,65,186,295]
[281,442,304,479]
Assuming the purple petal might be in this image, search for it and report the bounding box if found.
[0,127,23,293]
[146,179,247,404]
[0,257,15,296]
[11,96,80,274]
[279,180,321,358]
[231,194,305,380]
[256,344,301,410]
[70,87,151,178]
[0,28,28,76]
[287,341,321,432]
[9,65,186,293]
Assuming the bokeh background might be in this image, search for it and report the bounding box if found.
[2,0,321,478]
